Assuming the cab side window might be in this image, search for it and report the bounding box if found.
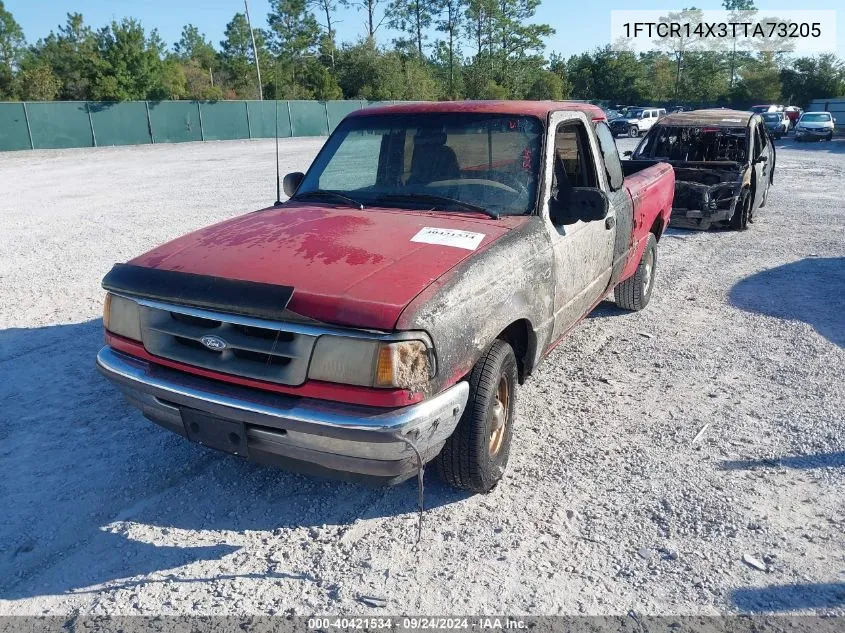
[552,121,598,202]
[594,122,624,190]
[752,123,763,158]
[757,121,769,152]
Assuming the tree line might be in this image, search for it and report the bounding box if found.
[0,0,843,108]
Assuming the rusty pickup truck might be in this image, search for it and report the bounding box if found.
[97,101,674,493]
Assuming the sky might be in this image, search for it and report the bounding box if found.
[6,0,845,59]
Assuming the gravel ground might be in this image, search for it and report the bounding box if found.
[0,135,843,617]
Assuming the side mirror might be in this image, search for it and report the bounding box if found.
[756,155,768,163]
[283,172,304,197]
[550,188,610,225]
[623,150,633,158]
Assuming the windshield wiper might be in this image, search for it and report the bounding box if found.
[292,189,364,210]
[375,193,499,219]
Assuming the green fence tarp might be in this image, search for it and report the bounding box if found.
[199,101,250,141]
[289,101,329,137]
[147,101,202,143]
[0,99,417,151]
[0,102,31,151]
[26,102,93,149]
[245,101,292,139]
[326,100,363,132]
[88,101,151,146]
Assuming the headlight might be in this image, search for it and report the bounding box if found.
[103,293,142,341]
[308,335,434,389]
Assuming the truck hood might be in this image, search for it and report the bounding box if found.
[130,202,524,330]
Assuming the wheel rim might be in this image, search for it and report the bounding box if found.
[489,376,509,456]
[642,247,655,296]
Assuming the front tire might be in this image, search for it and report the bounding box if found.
[614,233,657,311]
[437,340,517,493]
[628,126,639,138]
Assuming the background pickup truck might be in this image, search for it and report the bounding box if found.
[609,107,667,138]
[98,101,674,493]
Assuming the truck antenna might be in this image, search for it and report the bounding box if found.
[274,99,282,206]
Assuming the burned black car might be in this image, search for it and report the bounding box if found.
[626,110,775,230]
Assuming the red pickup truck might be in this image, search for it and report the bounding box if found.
[98,101,674,493]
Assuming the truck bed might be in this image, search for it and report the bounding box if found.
[618,160,675,281]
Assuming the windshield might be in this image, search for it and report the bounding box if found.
[296,113,543,217]
[801,113,831,123]
[635,125,747,162]
[762,113,781,122]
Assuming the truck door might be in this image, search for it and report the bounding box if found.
[542,112,616,340]
[750,118,771,209]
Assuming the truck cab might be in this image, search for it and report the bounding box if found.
[98,101,674,493]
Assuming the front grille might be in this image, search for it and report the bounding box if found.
[138,304,317,385]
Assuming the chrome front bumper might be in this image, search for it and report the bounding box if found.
[97,347,469,484]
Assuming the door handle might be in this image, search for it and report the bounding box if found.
[605,216,616,230]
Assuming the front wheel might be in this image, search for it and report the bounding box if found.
[614,233,657,311]
[826,134,833,142]
[628,126,639,138]
[437,340,517,493]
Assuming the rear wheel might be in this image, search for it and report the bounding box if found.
[628,126,639,138]
[437,340,517,493]
[614,233,657,311]
[730,189,751,231]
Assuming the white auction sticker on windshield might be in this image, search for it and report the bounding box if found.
[411,227,486,251]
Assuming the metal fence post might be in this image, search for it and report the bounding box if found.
[145,101,155,144]
[86,101,97,147]
[324,101,331,133]
[22,102,34,150]
[245,101,252,139]
[197,101,205,141]
[286,101,293,137]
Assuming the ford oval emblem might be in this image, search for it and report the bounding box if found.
[200,335,227,351]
